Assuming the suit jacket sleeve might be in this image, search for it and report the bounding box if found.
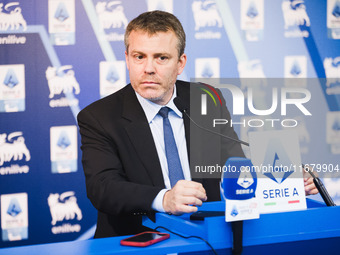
[77,95,163,217]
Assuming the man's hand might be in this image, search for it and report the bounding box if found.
[163,180,207,215]
[303,168,319,195]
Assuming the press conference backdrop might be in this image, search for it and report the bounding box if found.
[0,0,340,249]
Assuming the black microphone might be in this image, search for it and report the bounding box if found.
[174,97,249,147]
[175,97,245,255]
[303,165,336,206]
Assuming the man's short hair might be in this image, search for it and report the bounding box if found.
[124,10,186,58]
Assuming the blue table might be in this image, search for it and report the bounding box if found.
[1,199,339,254]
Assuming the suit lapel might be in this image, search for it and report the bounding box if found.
[176,81,190,158]
[121,86,165,188]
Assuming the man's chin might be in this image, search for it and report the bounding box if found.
[137,91,163,102]
[136,87,173,105]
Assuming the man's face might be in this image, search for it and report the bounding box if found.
[125,30,187,105]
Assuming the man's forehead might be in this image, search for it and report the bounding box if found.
[130,29,176,38]
[127,30,178,54]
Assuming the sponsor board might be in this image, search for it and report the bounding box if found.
[0,64,25,112]
[50,126,78,173]
[0,132,30,175]
[1,193,28,241]
[241,0,264,41]
[48,0,76,45]
[47,191,82,234]
[99,61,126,98]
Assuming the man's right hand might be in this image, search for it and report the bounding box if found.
[162,180,207,215]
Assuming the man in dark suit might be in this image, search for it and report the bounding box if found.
[77,10,317,238]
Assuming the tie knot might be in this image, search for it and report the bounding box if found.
[158,107,170,119]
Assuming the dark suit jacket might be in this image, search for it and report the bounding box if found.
[77,80,244,238]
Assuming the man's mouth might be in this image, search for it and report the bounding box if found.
[142,81,160,85]
[143,81,159,84]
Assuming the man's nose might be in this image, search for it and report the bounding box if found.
[144,58,155,74]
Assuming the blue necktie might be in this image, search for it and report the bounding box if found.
[159,107,184,187]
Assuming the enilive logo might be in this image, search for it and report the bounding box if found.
[191,0,222,39]
[96,1,128,29]
[46,65,80,107]
[0,132,30,166]
[46,66,80,98]
[282,0,310,28]
[282,0,310,37]
[48,191,82,234]
[95,1,127,41]
[199,83,222,115]
[0,2,27,31]
[192,0,222,31]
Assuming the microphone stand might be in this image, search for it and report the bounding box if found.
[177,102,247,255]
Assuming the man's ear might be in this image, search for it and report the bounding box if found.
[125,51,130,71]
[177,53,187,75]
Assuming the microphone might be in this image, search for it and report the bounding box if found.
[220,157,257,201]
[174,97,250,147]
[303,165,336,206]
[174,97,253,255]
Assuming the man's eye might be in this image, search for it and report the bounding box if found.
[135,55,143,60]
[159,56,168,61]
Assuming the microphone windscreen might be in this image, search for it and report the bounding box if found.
[174,97,187,113]
[221,157,257,200]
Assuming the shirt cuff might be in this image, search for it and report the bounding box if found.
[151,188,169,213]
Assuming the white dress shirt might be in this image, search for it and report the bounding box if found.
[135,84,191,212]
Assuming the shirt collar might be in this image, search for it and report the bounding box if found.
[135,84,183,123]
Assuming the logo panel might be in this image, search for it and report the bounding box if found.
[327,0,340,39]
[195,58,220,79]
[46,65,80,108]
[1,193,28,241]
[284,55,307,88]
[47,191,82,234]
[50,126,78,173]
[95,0,128,42]
[0,64,25,112]
[282,0,311,38]
[241,0,264,41]
[323,57,340,95]
[99,61,126,98]
[192,0,223,39]
[0,132,30,175]
[48,0,76,45]
[0,2,27,31]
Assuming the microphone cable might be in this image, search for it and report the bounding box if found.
[155,225,218,255]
